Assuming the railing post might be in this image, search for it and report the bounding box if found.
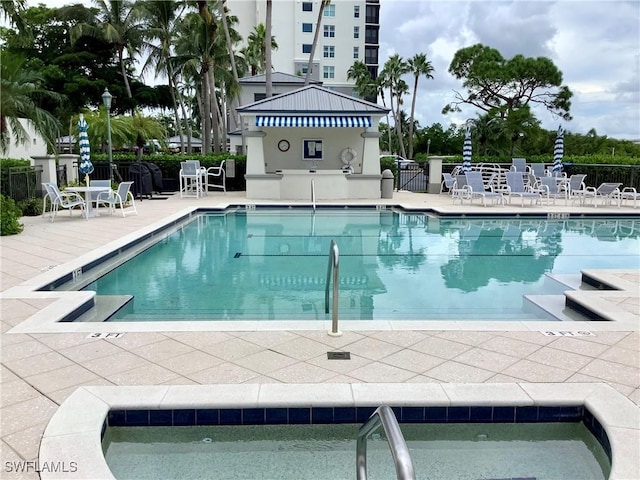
[325,239,342,337]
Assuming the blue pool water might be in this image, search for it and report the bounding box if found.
[81,209,640,321]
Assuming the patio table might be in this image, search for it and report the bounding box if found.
[65,186,111,218]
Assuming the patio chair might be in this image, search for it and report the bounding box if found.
[510,158,528,173]
[96,181,137,217]
[538,176,568,205]
[561,174,588,204]
[206,160,226,193]
[89,180,112,209]
[440,173,455,194]
[619,187,640,208]
[528,163,548,180]
[581,182,622,207]
[504,171,541,206]
[42,182,86,222]
[180,160,205,198]
[451,174,471,204]
[464,171,505,206]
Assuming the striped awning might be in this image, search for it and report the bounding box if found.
[256,116,372,128]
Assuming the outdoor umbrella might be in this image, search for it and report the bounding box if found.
[78,114,94,185]
[462,122,472,173]
[552,125,564,176]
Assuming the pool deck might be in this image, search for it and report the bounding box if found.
[1,190,639,479]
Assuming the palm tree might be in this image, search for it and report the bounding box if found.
[0,51,64,154]
[71,0,144,100]
[242,24,277,75]
[139,0,185,150]
[380,54,410,158]
[304,0,330,85]
[0,0,28,37]
[347,61,376,100]
[407,53,434,159]
[219,0,242,129]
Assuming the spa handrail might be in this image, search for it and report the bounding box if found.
[325,239,340,335]
[356,406,415,480]
[311,179,316,212]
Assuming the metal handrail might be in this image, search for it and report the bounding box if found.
[356,406,415,480]
[311,179,316,212]
[325,239,341,336]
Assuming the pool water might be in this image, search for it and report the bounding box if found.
[103,423,609,480]
[82,209,640,321]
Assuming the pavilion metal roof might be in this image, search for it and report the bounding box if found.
[236,85,389,115]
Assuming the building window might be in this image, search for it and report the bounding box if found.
[323,66,335,79]
[254,93,266,101]
[365,27,379,44]
[302,44,313,54]
[353,47,359,59]
[323,25,335,38]
[302,23,312,33]
[354,5,360,17]
[323,45,335,58]
[354,26,360,39]
[302,2,312,12]
[324,4,335,17]
[301,65,309,74]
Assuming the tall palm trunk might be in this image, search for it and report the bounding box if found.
[202,66,212,153]
[117,46,133,99]
[219,0,241,135]
[304,0,327,85]
[265,0,273,97]
[408,75,419,159]
[209,68,220,152]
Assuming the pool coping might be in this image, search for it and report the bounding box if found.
[3,206,640,334]
[39,383,640,480]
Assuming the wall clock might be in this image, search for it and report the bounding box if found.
[277,139,290,152]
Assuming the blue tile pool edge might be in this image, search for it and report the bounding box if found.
[103,404,611,463]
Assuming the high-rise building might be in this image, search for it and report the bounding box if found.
[228,0,379,96]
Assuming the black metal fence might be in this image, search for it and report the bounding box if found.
[3,165,44,202]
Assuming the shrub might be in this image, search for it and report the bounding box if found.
[1,194,24,235]
[17,198,43,216]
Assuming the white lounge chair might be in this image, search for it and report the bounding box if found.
[440,173,455,194]
[528,163,548,180]
[619,187,640,208]
[538,177,568,205]
[206,160,226,193]
[464,171,505,206]
[42,182,86,222]
[581,182,622,207]
[96,181,137,217]
[510,158,527,173]
[504,171,541,206]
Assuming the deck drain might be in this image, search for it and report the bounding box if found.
[327,351,350,360]
[233,252,242,258]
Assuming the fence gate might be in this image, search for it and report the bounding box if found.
[6,165,43,202]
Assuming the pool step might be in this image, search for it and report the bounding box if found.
[523,294,591,322]
[72,295,134,322]
[544,273,598,291]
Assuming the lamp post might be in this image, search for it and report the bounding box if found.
[102,88,113,184]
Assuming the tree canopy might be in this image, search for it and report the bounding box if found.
[443,43,573,121]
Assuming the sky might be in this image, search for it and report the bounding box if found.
[20,0,640,140]
[378,0,640,140]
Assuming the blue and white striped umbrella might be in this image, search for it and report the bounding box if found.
[462,123,472,173]
[552,125,564,176]
[78,114,94,178]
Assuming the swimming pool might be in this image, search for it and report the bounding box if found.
[76,208,639,322]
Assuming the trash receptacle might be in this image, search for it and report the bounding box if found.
[225,158,235,178]
[381,169,394,198]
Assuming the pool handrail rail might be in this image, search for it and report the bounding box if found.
[325,239,341,336]
[356,405,416,480]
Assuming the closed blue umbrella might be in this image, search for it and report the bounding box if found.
[462,122,472,173]
[78,114,94,185]
[552,125,564,176]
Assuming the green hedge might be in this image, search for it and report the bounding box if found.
[0,194,24,235]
